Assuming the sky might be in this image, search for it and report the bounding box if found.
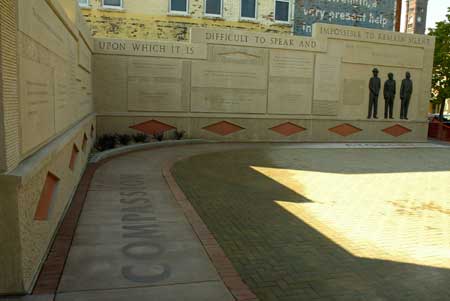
[400,0,450,32]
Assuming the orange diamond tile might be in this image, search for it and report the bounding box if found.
[34,172,60,221]
[203,121,244,136]
[130,119,176,135]
[270,122,306,136]
[329,123,362,137]
[383,124,412,137]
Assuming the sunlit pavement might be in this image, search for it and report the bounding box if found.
[173,144,450,301]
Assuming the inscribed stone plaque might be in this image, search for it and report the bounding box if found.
[268,50,314,114]
[191,87,266,113]
[268,77,312,114]
[343,42,424,69]
[269,50,314,78]
[208,45,268,65]
[191,62,267,90]
[314,54,341,102]
[314,23,435,49]
[18,0,71,60]
[343,79,365,105]
[20,57,55,154]
[78,40,92,72]
[127,58,188,112]
[312,100,338,116]
[93,55,128,113]
[94,38,207,60]
[191,27,326,52]
[76,67,93,119]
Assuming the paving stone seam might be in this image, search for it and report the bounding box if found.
[162,158,259,301]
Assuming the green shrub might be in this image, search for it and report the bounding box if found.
[95,134,116,151]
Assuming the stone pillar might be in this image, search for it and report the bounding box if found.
[0,0,20,173]
[0,0,25,295]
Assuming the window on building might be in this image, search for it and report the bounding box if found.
[241,0,256,19]
[78,0,89,7]
[170,0,188,13]
[103,0,122,8]
[205,0,222,16]
[274,0,289,22]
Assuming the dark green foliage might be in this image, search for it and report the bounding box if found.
[95,134,116,151]
[117,134,132,145]
[154,132,164,141]
[133,133,148,143]
[173,130,185,140]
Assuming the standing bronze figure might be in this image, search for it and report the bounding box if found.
[383,73,396,119]
[367,68,381,119]
[400,72,413,120]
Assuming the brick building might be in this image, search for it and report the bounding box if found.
[78,0,399,40]
[405,0,429,34]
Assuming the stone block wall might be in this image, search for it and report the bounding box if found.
[0,0,95,294]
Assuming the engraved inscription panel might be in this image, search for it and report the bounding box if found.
[127,58,188,112]
[209,45,268,65]
[343,42,424,69]
[19,0,71,60]
[190,60,267,113]
[343,79,365,105]
[313,54,340,115]
[191,62,266,90]
[94,55,128,113]
[20,58,55,154]
[268,50,314,114]
[191,88,266,113]
[78,40,92,72]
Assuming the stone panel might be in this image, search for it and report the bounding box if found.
[343,41,424,69]
[343,79,365,106]
[94,38,207,60]
[191,27,327,52]
[127,58,189,112]
[93,55,128,113]
[19,57,55,154]
[208,45,268,65]
[78,40,92,72]
[191,88,267,114]
[268,50,314,115]
[18,0,71,60]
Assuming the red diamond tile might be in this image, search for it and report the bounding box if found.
[329,123,362,137]
[382,124,412,137]
[130,119,176,135]
[270,122,306,136]
[203,121,244,136]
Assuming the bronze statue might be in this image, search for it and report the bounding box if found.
[367,68,381,119]
[400,71,413,120]
[383,73,396,119]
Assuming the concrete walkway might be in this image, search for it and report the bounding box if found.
[54,143,255,301]
[3,141,450,301]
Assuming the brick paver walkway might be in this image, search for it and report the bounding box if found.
[173,146,450,301]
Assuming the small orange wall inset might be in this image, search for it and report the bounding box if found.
[69,144,79,170]
[34,172,60,221]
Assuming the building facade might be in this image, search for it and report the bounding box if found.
[79,0,399,40]
[405,0,429,34]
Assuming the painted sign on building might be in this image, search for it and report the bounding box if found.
[294,0,396,36]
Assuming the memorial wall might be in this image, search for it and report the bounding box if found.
[94,23,434,142]
[0,0,94,294]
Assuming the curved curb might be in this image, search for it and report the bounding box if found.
[162,158,259,301]
[89,139,213,163]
